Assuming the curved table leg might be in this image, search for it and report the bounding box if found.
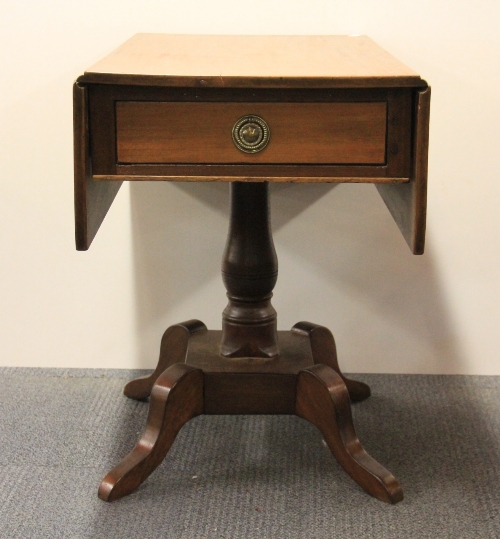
[296,364,403,504]
[99,363,204,502]
[292,321,371,402]
[124,320,206,400]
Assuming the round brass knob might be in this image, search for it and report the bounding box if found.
[232,115,270,153]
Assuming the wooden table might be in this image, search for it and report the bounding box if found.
[74,34,430,504]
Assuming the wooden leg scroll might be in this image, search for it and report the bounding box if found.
[123,320,206,400]
[292,321,371,403]
[296,364,403,504]
[99,363,204,502]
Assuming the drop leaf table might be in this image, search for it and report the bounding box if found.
[74,34,430,504]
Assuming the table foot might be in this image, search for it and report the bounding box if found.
[293,321,371,402]
[124,320,207,400]
[99,363,204,502]
[296,364,403,504]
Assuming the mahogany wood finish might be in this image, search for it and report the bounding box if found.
[101,319,400,502]
[74,79,430,254]
[85,85,412,182]
[96,173,407,183]
[80,34,423,89]
[221,182,278,359]
[73,83,121,250]
[123,319,207,400]
[377,86,431,254]
[296,365,403,504]
[98,363,204,502]
[292,321,371,403]
[98,182,402,503]
[75,34,430,505]
[73,35,428,251]
[116,101,387,164]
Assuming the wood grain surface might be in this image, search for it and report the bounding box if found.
[296,365,403,504]
[116,101,387,165]
[123,320,207,400]
[98,364,204,502]
[86,84,412,182]
[377,86,431,254]
[73,82,121,250]
[74,35,429,252]
[80,34,425,89]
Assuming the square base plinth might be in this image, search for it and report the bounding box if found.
[186,330,313,415]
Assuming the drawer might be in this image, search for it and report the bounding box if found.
[115,102,387,165]
[88,85,412,180]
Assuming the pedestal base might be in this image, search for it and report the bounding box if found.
[99,320,403,504]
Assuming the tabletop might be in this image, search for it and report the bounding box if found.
[79,34,425,88]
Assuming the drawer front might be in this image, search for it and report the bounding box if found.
[116,102,387,165]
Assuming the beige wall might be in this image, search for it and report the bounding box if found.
[1,1,499,374]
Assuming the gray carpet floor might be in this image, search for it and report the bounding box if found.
[0,368,499,539]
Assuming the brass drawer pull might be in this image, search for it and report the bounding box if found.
[232,115,270,153]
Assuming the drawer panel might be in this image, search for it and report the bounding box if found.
[116,102,387,165]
